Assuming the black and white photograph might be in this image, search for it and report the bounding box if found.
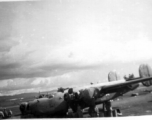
[0,0,152,119]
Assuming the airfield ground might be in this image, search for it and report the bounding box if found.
[2,85,152,118]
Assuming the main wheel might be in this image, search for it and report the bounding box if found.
[98,108,104,117]
[112,109,117,117]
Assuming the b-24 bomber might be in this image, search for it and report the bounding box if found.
[19,64,152,118]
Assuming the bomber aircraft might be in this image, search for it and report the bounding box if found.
[19,64,152,118]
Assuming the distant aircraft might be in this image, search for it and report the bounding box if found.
[20,64,152,118]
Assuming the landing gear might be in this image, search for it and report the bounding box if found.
[101,101,122,117]
[67,106,83,118]
[103,101,113,117]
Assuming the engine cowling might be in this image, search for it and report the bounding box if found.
[126,82,139,90]
[19,102,28,115]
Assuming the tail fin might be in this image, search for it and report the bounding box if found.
[139,64,152,86]
[108,71,120,82]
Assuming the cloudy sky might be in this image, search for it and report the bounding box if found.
[0,0,152,96]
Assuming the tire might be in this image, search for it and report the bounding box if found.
[98,108,104,117]
[0,116,3,119]
[67,111,73,118]
[99,112,104,117]
[112,109,117,117]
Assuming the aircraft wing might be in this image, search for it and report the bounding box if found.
[72,77,152,94]
[90,76,152,104]
[100,77,152,93]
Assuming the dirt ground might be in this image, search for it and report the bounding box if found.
[6,86,152,118]
[112,86,152,116]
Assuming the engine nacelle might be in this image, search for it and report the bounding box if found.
[126,83,139,90]
[20,102,29,115]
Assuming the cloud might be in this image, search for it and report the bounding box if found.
[1,59,152,96]
[0,0,152,95]
[0,1,152,81]
[0,71,87,95]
